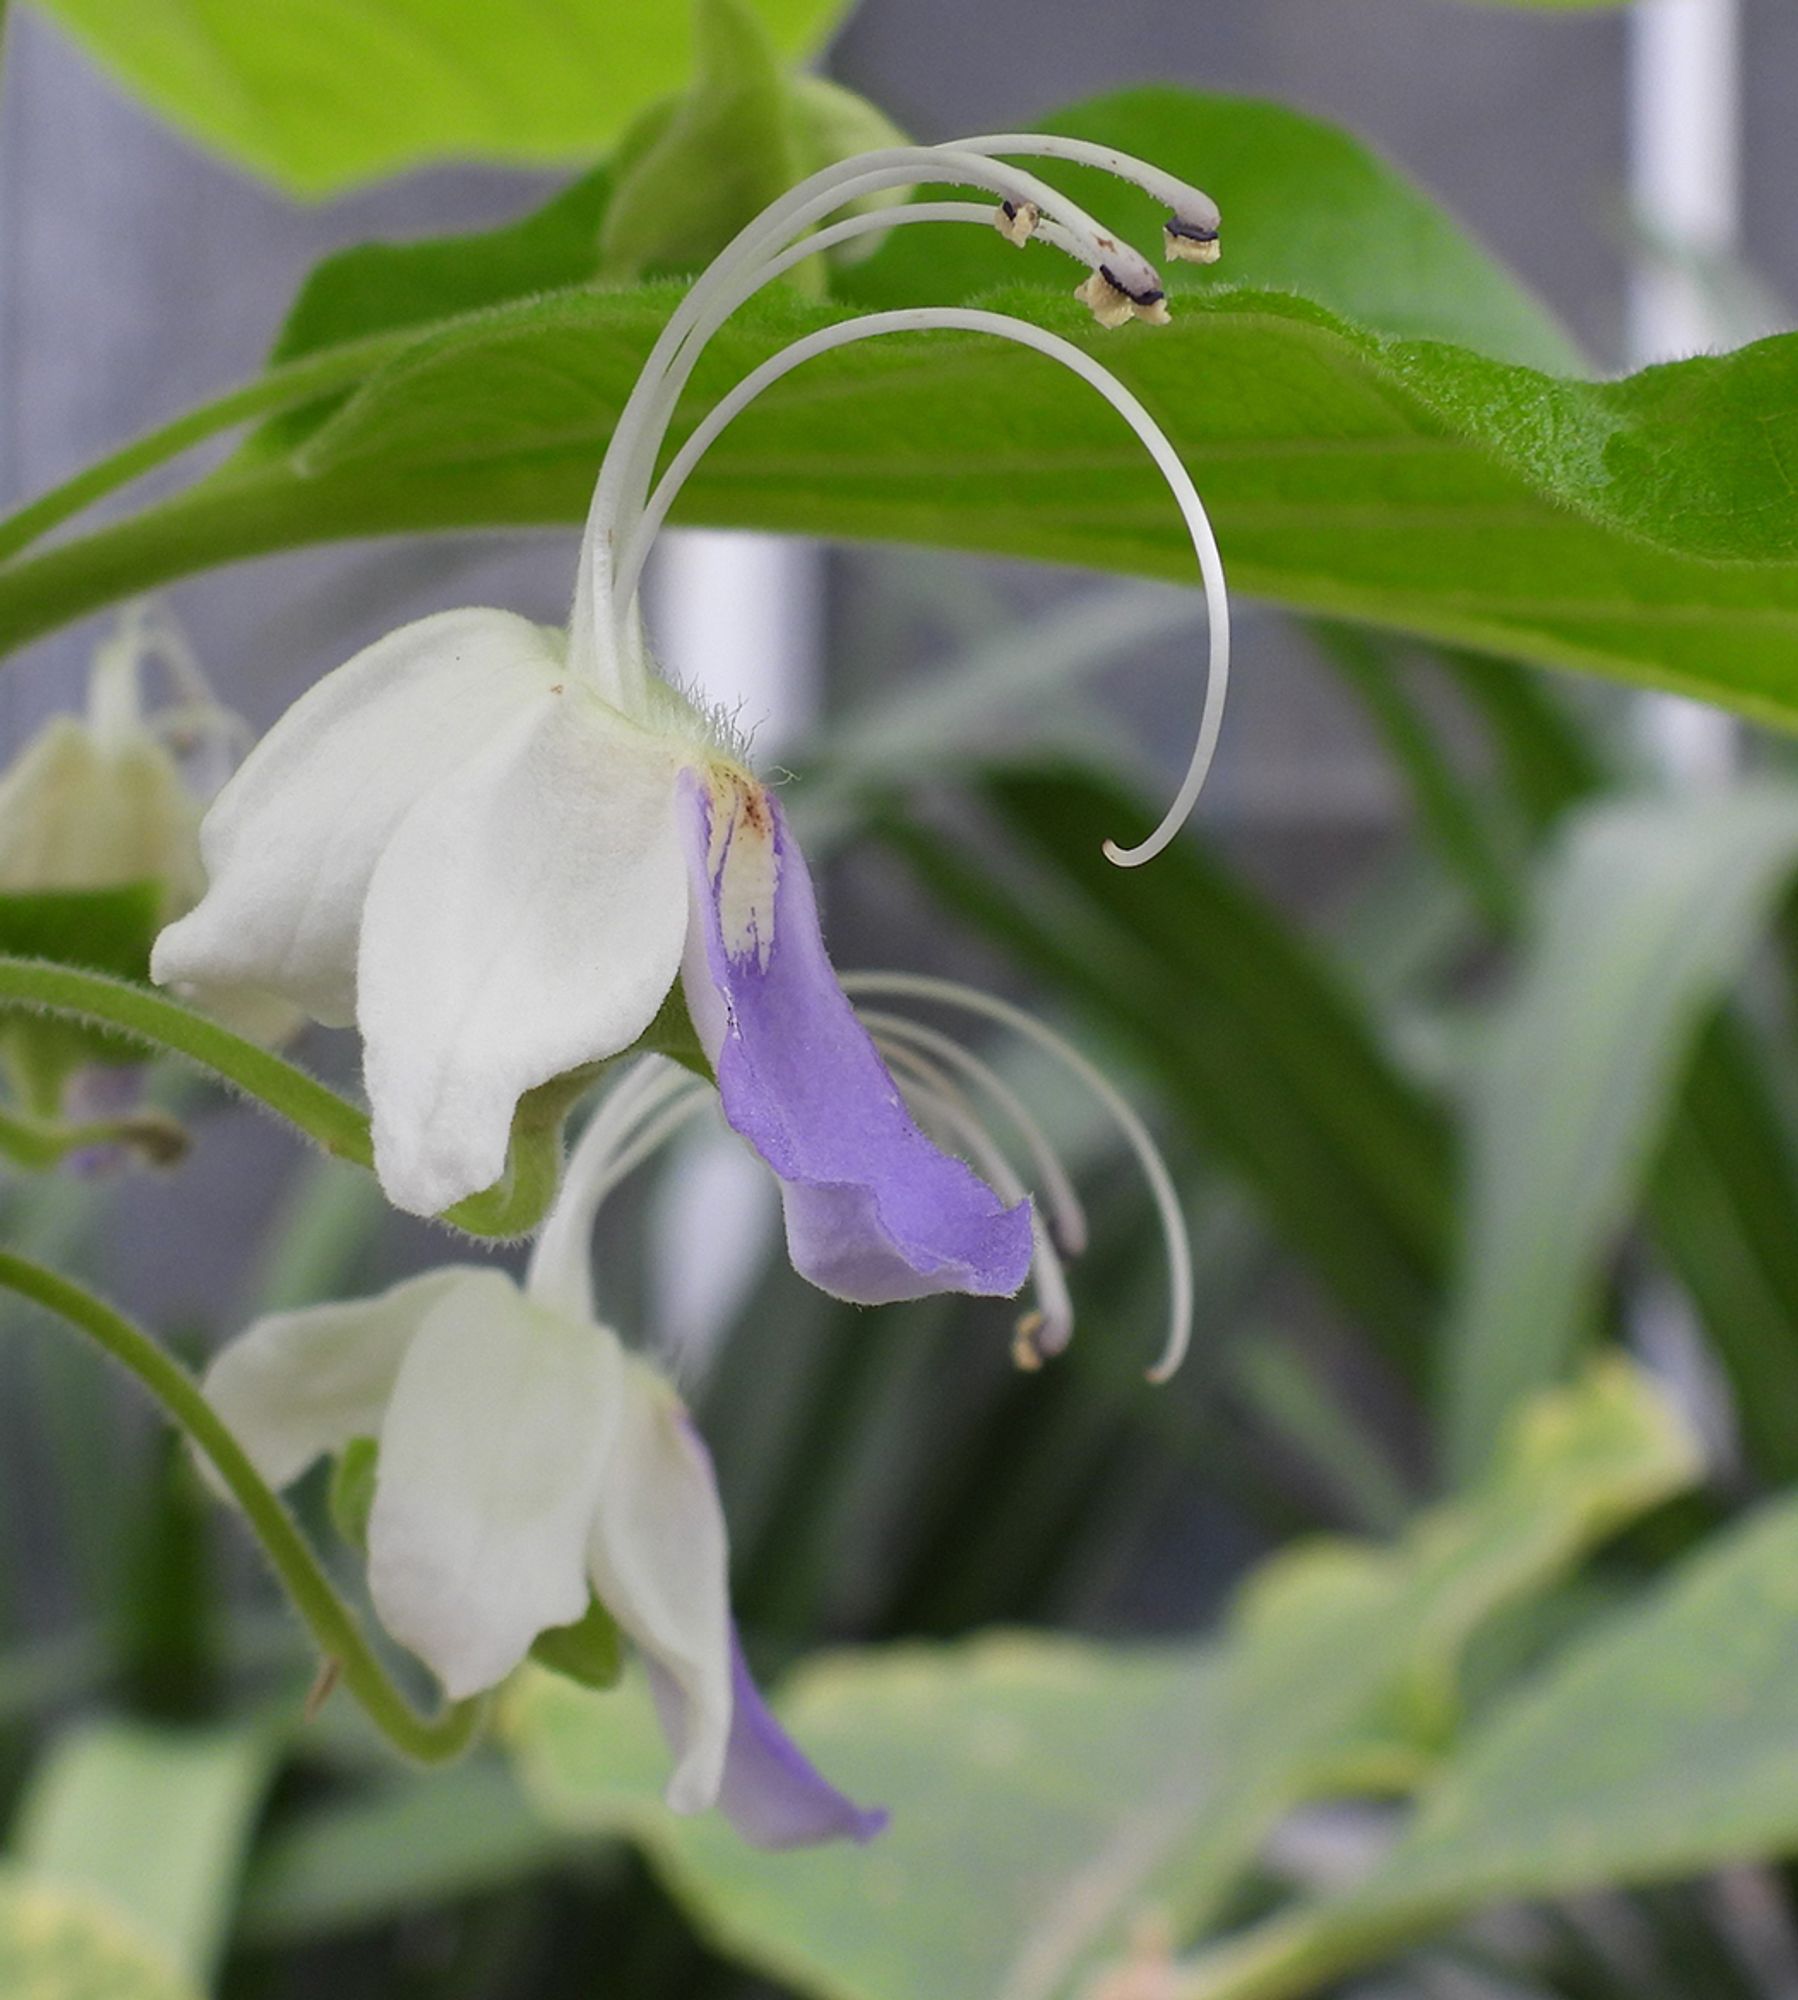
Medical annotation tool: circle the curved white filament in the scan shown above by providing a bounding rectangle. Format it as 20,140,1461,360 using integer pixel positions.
526,1061,703,1320
945,134,1221,238
616,308,1228,867
847,973,1192,1382
588,154,1166,658
878,1043,1076,1363
580,143,1162,623
860,1008,1087,1255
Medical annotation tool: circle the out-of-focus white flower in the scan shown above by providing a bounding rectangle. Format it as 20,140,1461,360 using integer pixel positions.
202,1094,885,1849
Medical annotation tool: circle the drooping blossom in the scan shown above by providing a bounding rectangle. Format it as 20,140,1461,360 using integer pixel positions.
153,136,1229,1307
203,1085,886,1849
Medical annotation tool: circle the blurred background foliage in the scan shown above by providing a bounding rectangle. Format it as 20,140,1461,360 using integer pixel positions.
5,0,1798,1996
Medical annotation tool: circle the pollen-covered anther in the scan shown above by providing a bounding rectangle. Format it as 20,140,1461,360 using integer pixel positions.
1164,218,1222,265
1012,1312,1049,1372
995,198,1041,246
1075,267,1171,329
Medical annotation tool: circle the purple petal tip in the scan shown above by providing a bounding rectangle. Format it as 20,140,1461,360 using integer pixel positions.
680,769,1033,1308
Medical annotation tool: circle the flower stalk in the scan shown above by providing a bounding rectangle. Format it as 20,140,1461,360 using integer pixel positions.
0,1249,483,1763
0,956,562,1236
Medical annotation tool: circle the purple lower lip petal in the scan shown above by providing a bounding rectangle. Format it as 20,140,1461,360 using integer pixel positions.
646,1637,887,1850
678,769,1033,1307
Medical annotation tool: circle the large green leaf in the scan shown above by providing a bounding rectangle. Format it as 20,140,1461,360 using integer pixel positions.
27,0,849,196
5,89,1798,725
1441,785,1798,1482
12,1720,274,1979
1176,1497,1798,2000
505,1363,1693,2000
1160,1357,1697,1940
0,1874,201,2000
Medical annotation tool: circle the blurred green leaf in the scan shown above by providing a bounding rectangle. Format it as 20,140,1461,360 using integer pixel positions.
506,1363,1692,2000
1441,785,1798,1483
239,1760,565,1945
12,1719,273,1979
10,91,1798,714
1181,1495,1798,2000
1327,643,1798,1488
27,0,851,195
1372,1494,1798,1910
1164,1357,1697,1940
510,1636,1218,2000
0,1872,202,2000
881,764,1452,1374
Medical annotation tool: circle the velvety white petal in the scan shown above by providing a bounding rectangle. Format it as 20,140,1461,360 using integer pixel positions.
152,610,561,1026
202,1268,471,1492
585,1362,733,1814
358,687,688,1216
367,1273,618,1700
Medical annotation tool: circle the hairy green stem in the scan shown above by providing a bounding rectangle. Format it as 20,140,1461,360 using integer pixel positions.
0,326,425,566
0,1101,188,1170
0,956,373,1161
0,1250,483,1762
0,957,561,1235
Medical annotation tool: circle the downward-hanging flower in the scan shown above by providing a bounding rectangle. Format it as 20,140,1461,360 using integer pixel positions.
0,604,286,1159
153,135,1230,1301
0,603,225,917
202,1090,886,1849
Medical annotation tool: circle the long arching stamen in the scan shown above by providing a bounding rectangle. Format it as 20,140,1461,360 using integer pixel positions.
615,307,1228,866
945,134,1221,261
848,973,1192,1381
585,146,1169,665
861,1008,1087,1254
878,1042,1076,1365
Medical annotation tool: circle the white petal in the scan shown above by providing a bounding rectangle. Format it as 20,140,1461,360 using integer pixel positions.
152,610,561,1026
586,1359,733,1814
358,687,689,1216
202,1267,470,1491
367,1272,618,1699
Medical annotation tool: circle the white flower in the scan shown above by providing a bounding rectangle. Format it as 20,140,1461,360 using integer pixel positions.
0,603,237,915
203,1094,883,1846
154,135,1229,1228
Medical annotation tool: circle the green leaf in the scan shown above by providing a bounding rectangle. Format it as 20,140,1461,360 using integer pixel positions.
0,1872,202,2000
880,764,1453,1375
1180,1496,1798,2000
271,168,614,366
1366,1495,1798,1916
239,1761,563,1945
12,1720,274,1979
1164,1357,1697,1939
7,86,1798,722
28,0,851,196
509,1636,1215,2000
1441,785,1798,1483
505,1364,1693,2000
